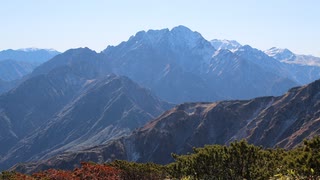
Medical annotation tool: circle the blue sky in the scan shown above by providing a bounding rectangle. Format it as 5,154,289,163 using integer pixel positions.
1,0,319,56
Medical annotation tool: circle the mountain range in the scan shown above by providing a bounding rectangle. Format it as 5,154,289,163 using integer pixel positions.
0,48,60,81
1,25,320,173
264,47,320,85
0,48,60,64
265,47,320,66
0,49,60,94
102,26,320,102
12,77,320,173
1,26,320,103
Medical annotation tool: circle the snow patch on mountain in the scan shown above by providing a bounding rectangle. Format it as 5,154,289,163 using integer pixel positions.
264,47,295,61
210,39,242,51
17,48,57,52
265,47,320,66
235,45,289,76
293,55,320,66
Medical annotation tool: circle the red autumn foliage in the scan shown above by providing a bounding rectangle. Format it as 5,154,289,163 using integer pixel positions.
30,162,122,180
5,161,166,179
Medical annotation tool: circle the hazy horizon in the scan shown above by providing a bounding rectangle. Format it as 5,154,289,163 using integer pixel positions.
1,0,319,56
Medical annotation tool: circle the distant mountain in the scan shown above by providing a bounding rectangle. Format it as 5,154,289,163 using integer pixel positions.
104,25,215,74
103,25,221,103
210,39,241,51
103,26,297,103
205,49,297,99
17,78,320,173
0,59,36,81
16,27,301,103
264,47,296,62
265,47,320,84
27,34,299,104
31,47,110,78
0,48,60,64
265,47,320,66
0,48,172,171
0,49,60,94
233,45,293,79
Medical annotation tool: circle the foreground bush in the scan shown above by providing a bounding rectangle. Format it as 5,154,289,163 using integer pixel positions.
108,160,168,180
168,140,279,179
167,137,320,179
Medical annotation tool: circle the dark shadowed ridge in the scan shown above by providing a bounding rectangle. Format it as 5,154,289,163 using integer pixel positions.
0,48,109,156
0,59,36,81
0,66,88,156
0,48,172,171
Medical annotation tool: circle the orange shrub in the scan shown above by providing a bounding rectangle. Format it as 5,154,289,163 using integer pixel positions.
31,162,122,180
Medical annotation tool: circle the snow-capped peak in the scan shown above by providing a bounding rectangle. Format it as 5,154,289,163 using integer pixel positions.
264,47,320,66
18,47,42,52
210,39,242,51
264,47,295,61
17,47,59,53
